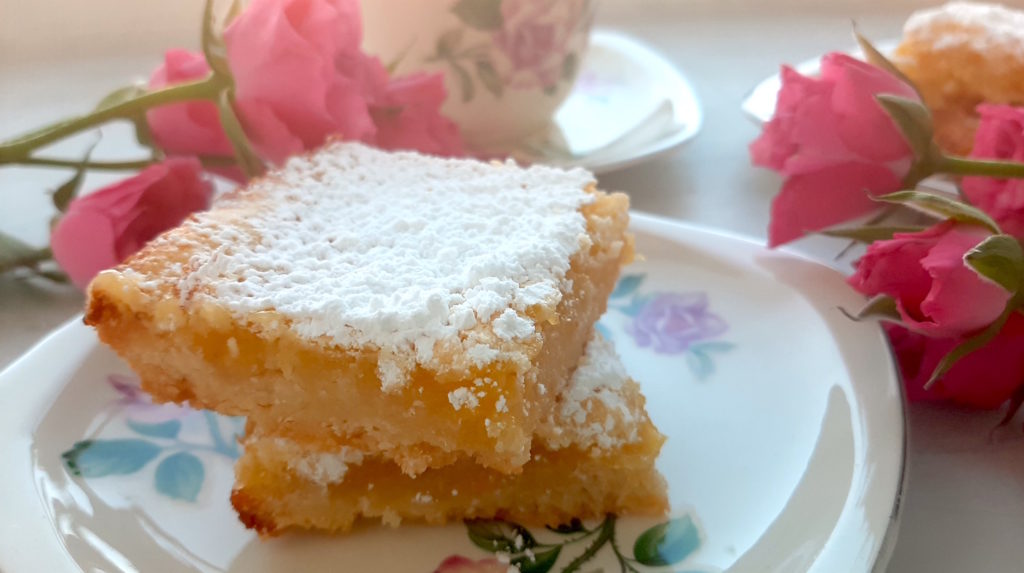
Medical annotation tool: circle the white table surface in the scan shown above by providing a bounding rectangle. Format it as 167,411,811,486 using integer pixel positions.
2,3,1024,572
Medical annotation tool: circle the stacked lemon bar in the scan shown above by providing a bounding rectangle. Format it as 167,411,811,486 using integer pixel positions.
86,143,667,534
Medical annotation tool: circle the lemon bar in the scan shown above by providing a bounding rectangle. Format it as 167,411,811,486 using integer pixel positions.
231,333,668,535
896,2,1024,154
85,142,632,474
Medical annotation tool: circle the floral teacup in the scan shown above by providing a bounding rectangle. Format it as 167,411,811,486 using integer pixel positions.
362,0,596,153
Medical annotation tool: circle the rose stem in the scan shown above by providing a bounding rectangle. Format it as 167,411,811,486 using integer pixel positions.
10,154,237,171
0,76,224,162
937,155,1024,179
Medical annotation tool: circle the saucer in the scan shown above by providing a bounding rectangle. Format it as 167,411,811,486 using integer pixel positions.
515,30,703,174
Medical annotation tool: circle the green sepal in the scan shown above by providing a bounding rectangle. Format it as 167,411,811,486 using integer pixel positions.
853,28,920,96
203,0,233,79
964,235,1024,294
839,294,901,323
875,190,1002,233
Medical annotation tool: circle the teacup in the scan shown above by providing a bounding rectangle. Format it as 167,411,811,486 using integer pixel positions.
362,0,597,154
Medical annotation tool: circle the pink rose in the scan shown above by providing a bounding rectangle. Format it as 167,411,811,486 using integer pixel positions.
433,556,511,573
223,0,382,164
495,0,587,89
963,104,1024,240
146,50,234,160
368,73,464,157
848,222,1011,338
886,318,1024,408
51,157,213,289
750,53,920,246
144,0,463,168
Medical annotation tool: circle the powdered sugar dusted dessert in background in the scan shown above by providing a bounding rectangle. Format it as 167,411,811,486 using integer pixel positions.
86,142,633,474
231,331,668,535
896,2,1024,154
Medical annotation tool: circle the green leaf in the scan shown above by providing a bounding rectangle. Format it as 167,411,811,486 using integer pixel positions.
876,190,1001,233
611,274,645,299
202,0,232,78
875,95,934,162
839,294,901,322
61,439,161,478
853,29,920,96
436,29,464,58
154,451,204,502
476,60,503,98
513,546,560,573
690,341,735,353
964,235,1024,294
466,520,536,553
52,141,98,212
216,88,263,178
95,84,147,112
451,0,504,30
685,350,714,380
561,52,579,81
126,419,182,439
93,84,155,149
449,60,475,103
820,225,927,243
633,515,703,566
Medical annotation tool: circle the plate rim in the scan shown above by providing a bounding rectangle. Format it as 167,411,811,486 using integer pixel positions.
0,213,906,573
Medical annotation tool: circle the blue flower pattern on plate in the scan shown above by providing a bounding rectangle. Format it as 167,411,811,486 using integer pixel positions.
62,375,244,502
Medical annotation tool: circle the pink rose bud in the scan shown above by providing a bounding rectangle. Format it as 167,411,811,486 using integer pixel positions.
886,318,1024,409
750,53,921,246
51,157,213,290
147,50,235,160
848,222,1011,338
963,104,1024,240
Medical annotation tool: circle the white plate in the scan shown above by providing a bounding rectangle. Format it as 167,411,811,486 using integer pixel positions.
0,214,904,573
522,30,703,174
739,40,957,196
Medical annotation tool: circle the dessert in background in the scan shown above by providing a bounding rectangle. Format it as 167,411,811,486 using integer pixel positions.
895,1,1024,155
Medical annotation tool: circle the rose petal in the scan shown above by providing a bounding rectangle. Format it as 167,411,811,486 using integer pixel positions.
767,162,899,246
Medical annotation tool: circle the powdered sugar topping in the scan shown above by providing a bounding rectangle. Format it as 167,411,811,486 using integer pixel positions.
167,143,595,388
904,2,1024,53
538,331,641,451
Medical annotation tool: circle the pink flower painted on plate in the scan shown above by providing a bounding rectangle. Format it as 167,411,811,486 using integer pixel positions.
433,555,512,573
627,292,728,354
494,0,588,89
108,374,192,424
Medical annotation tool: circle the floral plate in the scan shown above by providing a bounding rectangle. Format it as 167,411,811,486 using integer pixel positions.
0,214,904,573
